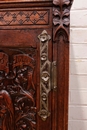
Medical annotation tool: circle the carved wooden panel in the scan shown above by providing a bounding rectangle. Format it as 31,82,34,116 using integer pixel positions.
0,48,37,130
0,10,49,26
0,8,52,29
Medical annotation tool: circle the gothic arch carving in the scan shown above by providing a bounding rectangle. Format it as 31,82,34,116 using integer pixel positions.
54,28,69,42
53,0,73,42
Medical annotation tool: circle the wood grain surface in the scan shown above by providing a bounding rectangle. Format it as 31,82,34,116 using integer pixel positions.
0,0,73,130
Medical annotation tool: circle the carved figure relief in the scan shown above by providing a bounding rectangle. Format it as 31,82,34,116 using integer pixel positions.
0,48,37,130
0,90,14,130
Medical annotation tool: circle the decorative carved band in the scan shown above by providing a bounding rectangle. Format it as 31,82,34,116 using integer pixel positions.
53,0,73,42
38,30,51,121
0,10,49,26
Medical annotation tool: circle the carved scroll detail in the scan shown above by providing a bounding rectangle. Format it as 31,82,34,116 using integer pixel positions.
38,30,51,121
53,0,73,41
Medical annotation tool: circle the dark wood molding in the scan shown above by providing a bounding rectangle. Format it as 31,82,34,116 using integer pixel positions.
0,1,52,8
53,0,73,130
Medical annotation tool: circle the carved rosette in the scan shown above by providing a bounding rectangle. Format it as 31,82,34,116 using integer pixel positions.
53,0,73,42
38,30,51,121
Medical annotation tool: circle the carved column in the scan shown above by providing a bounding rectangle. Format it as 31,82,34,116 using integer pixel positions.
53,0,73,41
53,0,73,130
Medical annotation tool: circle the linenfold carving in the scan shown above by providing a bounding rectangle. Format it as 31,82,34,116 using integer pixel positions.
53,0,73,42
0,48,36,130
38,30,51,121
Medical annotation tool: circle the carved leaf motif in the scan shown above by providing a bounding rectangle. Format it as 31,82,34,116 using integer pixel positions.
53,4,70,27
53,7,60,26
62,9,70,26
53,17,60,26
63,18,69,26
53,9,69,26
53,0,70,5
53,8,60,16
53,0,60,5
63,0,70,5
63,9,70,17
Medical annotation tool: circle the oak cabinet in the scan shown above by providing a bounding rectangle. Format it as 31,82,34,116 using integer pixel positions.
0,0,73,130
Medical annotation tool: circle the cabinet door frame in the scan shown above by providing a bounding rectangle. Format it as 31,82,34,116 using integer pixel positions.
52,0,73,130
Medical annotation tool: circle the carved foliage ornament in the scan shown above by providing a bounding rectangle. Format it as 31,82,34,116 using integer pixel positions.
53,0,73,41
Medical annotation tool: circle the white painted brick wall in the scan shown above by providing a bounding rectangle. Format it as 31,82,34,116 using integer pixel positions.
69,0,87,130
